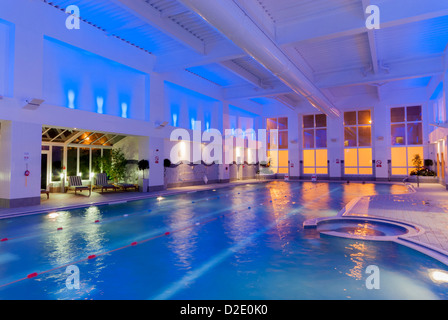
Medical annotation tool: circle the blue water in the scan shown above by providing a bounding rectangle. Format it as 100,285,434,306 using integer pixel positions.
0,181,447,300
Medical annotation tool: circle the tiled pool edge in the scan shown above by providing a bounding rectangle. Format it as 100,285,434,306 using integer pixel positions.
304,182,448,267
1,180,405,220
0,179,273,220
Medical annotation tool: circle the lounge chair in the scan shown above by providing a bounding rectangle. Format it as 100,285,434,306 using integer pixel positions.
68,176,91,196
95,173,118,192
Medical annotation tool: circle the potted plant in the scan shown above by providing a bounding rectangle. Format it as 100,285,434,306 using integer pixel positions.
138,159,150,192
424,159,434,170
410,157,437,184
163,159,171,189
411,153,423,187
258,158,273,177
259,158,271,167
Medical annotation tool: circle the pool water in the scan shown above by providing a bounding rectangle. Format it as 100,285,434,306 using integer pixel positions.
0,181,447,300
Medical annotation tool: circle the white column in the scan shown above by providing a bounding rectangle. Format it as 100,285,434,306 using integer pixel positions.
139,136,165,190
0,120,42,207
13,21,44,101
288,114,300,178
373,103,390,180
327,115,344,179
139,72,167,190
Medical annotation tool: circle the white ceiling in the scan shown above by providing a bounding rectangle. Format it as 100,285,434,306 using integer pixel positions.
41,0,448,112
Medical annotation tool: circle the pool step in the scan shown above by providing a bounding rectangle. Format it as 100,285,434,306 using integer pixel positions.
303,218,318,229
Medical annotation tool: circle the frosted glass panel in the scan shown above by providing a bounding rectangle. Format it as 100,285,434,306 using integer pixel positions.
303,115,314,128
344,149,358,167
315,129,327,148
391,107,405,123
358,126,371,147
303,130,314,149
391,124,406,145
407,123,422,145
344,127,357,147
407,106,422,122
344,111,356,125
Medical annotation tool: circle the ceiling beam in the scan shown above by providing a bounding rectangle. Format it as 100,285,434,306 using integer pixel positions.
232,0,276,40
271,94,298,110
277,0,448,46
159,3,189,18
223,80,293,100
316,55,444,88
78,132,96,144
154,39,245,72
103,135,119,146
220,60,264,88
65,131,85,145
42,127,51,137
110,0,205,54
50,129,68,142
362,0,380,100
90,133,107,145
104,19,147,35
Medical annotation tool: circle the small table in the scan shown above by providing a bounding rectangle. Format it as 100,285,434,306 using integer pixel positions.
41,190,50,199
118,184,138,191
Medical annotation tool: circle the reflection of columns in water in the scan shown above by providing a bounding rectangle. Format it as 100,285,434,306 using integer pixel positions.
223,190,259,261
167,207,198,270
45,211,76,266
267,182,294,248
341,183,376,207
299,182,330,219
344,241,378,281
82,206,106,272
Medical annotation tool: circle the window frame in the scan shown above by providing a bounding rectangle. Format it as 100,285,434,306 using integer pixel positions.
343,109,373,175
390,105,424,175
302,114,328,175
266,116,289,174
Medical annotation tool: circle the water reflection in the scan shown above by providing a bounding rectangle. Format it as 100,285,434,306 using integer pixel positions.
40,207,107,300
267,183,294,249
45,211,75,266
166,207,198,270
80,206,107,283
299,183,332,219
344,241,378,280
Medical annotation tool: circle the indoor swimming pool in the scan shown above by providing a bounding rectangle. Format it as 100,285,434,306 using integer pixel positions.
0,181,447,300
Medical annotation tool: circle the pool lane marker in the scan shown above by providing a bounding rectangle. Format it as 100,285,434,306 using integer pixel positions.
0,182,324,244
0,209,240,289
0,183,278,243
151,185,343,300
0,183,327,288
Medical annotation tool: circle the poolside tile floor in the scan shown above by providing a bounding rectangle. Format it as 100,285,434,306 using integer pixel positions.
344,183,448,253
0,179,268,219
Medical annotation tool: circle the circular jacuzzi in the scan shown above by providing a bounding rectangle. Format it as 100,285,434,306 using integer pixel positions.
304,217,422,241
